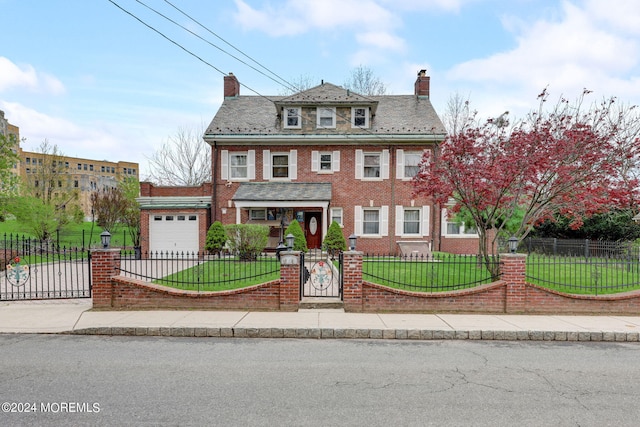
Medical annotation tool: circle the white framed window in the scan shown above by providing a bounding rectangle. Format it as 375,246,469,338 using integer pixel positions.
272,154,289,178
250,209,266,220
351,107,369,128
441,208,478,237
395,206,430,237
355,149,390,180
263,150,297,180
311,151,340,173
284,107,301,129
330,208,343,227
354,206,389,236
396,150,424,179
317,107,336,128
221,150,255,180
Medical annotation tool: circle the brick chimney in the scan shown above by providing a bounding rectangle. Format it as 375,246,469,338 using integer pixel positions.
414,69,430,98
224,73,240,98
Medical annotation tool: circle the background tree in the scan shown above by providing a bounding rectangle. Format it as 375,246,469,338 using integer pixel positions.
90,187,127,233
284,220,307,252
119,177,141,250
441,91,476,136
146,126,211,186
205,221,227,256
19,139,82,233
414,89,639,276
278,73,318,96
343,65,387,96
8,196,57,242
322,221,346,259
532,210,640,241
0,133,20,220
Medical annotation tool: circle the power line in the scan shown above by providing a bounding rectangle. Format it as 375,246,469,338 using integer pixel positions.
106,0,440,142
161,0,296,92
134,0,298,93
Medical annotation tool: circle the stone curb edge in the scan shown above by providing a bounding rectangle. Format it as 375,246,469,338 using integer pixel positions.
66,327,640,342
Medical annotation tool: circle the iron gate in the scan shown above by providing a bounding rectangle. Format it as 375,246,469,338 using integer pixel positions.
1,234,92,301
300,251,343,298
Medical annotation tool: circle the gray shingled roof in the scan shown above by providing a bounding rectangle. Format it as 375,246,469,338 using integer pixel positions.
205,82,446,137
233,182,332,201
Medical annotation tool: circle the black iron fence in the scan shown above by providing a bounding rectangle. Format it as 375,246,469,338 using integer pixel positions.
525,253,640,295
362,253,500,292
1,233,91,300
522,237,637,259
117,250,280,292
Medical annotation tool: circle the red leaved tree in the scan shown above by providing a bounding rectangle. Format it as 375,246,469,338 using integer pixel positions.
414,89,640,276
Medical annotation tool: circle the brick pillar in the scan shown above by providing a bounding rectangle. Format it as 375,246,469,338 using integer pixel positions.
279,251,300,311
91,248,119,309
342,251,363,313
502,253,527,313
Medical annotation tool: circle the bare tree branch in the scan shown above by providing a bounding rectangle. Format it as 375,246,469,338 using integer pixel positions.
146,126,211,186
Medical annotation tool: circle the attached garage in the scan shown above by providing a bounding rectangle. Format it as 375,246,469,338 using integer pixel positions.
149,214,199,254
137,195,211,255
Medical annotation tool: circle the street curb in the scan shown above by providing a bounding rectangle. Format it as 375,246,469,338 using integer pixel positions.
67,327,640,342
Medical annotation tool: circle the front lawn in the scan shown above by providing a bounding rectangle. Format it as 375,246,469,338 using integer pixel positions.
153,257,280,291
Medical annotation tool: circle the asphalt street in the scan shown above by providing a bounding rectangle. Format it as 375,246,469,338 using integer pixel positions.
1,335,640,426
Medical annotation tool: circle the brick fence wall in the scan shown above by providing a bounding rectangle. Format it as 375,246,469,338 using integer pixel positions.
91,250,640,314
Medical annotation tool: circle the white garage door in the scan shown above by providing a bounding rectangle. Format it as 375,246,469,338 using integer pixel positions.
149,214,199,254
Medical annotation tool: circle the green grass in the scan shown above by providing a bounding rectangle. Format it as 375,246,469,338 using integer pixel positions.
362,252,640,295
153,257,280,291
525,253,640,295
0,220,134,249
362,253,498,292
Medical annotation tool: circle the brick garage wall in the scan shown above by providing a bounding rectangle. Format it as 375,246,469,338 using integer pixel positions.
140,182,212,197
100,276,282,310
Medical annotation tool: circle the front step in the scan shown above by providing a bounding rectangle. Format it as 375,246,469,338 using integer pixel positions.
298,297,344,311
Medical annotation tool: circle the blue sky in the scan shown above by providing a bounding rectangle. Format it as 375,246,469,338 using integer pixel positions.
2,0,640,178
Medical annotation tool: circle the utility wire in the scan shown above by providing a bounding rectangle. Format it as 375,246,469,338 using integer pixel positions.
107,0,441,140
161,0,296,92
135,0,298,93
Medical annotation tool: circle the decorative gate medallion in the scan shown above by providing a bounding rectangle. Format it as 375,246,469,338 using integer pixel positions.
309,260,333,291
5,256,30,287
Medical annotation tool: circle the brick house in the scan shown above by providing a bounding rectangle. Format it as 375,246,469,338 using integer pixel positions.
139,70,482,255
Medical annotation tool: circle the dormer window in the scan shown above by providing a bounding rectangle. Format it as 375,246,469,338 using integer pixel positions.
284,108,301,129
352,107,369,128
317,107,336,129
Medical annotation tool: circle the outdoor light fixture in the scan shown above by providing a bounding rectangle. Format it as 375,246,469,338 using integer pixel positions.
349,234,357,251
285,233,295,250
100,231,112,249
508,236,518,254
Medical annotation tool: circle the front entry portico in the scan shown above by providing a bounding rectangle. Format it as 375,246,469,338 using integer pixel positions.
231,182,332,250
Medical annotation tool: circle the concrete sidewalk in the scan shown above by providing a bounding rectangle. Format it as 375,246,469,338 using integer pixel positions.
2,299,640,341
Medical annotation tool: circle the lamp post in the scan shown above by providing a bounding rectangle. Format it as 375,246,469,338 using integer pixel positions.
508,236,518,254
285,233,295,250
100,231,112,249
348,234,357,251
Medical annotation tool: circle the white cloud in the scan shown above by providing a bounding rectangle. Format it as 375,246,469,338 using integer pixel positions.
356,31,407,52
233,0,398,36
0,57,65,95
446,1,640,109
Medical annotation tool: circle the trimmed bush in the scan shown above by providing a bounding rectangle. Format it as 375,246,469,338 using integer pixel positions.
205,221,227,256
284,220,307,252
322,220,346,259
224,224,269,261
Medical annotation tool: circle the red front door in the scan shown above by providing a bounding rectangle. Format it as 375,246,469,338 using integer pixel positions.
305,212,322,249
